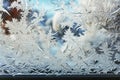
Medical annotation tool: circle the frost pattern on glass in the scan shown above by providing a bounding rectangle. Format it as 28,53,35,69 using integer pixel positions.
0,0,120,75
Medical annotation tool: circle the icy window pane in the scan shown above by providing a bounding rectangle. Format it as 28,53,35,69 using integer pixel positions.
0,0,120,75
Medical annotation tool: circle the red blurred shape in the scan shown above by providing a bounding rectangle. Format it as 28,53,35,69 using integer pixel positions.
1,0,22,35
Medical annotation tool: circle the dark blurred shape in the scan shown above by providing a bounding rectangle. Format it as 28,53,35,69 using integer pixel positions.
104,13,120,33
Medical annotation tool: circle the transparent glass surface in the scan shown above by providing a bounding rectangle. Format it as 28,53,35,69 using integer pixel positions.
0,0,120,75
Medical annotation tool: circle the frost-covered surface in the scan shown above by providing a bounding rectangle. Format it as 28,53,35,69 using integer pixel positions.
0,0,120,75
